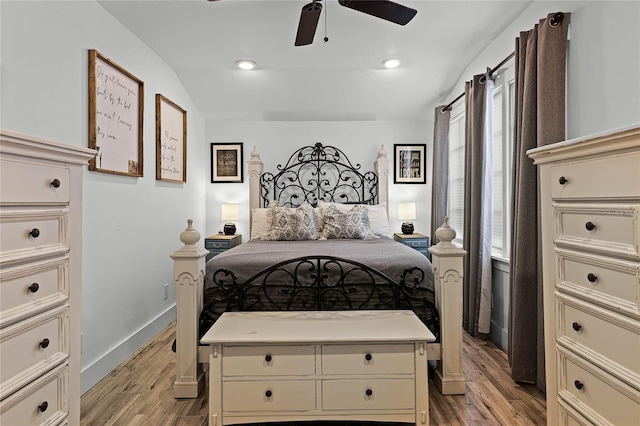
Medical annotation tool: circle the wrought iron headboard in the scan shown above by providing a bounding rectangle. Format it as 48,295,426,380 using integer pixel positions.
259,143,378,207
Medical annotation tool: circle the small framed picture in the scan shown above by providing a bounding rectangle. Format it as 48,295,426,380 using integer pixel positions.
394,144,426,184
211,143,243,183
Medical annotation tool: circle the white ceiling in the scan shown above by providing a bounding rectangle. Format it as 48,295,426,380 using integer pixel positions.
98,0,532,121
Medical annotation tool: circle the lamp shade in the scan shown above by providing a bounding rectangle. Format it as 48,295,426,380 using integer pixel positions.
397,202,416,221
221,204,240,221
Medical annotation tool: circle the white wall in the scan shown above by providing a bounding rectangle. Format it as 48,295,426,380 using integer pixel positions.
1,1,207,392
441,0,640,349
205,120,434,240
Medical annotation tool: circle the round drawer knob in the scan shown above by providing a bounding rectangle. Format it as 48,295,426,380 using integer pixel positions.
29,283,40,293
572,322,582,332
265,390,272,398
558,176,568,185
265,354,272,362
29,228,40,238
587,273,597,283
574,380,584,390
365,353,372,361
585,222,596,231
40,338,50,349
365,388,373,396
38,401,49,413
51,179,61,188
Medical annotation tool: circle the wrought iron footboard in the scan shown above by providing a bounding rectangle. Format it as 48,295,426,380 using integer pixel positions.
199,255,440,342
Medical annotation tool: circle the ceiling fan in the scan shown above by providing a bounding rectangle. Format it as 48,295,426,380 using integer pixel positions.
295,0,417,46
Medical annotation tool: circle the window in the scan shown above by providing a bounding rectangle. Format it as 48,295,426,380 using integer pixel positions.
447,103,465,244
446,62,515,259
491,66,515,260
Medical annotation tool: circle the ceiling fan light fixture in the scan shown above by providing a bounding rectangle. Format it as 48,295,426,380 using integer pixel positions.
235,60,256,70
382,58,400,69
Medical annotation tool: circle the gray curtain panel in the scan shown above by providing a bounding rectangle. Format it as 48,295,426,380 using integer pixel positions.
430,106,450,243
508,12,570,392
462,72,494,338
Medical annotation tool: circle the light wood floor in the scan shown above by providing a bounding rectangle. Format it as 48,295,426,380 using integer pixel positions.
81,321,546,425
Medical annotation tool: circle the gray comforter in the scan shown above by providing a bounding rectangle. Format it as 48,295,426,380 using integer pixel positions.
204,238,433,291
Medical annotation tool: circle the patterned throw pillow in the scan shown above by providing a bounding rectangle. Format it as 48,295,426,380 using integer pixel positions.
265,202,319,241
321,204,376,239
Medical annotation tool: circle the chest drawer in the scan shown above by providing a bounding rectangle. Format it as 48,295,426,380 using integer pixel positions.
0,363,68,425
0,209,70,265
0,306,70,399
557,296,640,387
558,348,640,426
205,240,232,250
322,378,415,410
0,158,70,205
222,345,315,376
222,379,315,412
557,249,640,316
554,204,640,260
321,344,414,375
0,258,69,327
550,152,640,200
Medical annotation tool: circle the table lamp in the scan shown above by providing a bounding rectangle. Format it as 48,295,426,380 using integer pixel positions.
221,203,239,235
398,202,416,235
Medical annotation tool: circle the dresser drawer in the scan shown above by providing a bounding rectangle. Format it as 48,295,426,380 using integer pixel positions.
0,305,70,399
558,399,593,426
205,240,232,250
557,249,640,317
0,363,68,425
554,204,640,260
558,348,640,426
322,378,415,410
557,295,640,387
550,152,640,200
0,258,69,327
223,380,315,412
222,345,315,377
0,158,70,205
321,344,414,375
0,209,70,265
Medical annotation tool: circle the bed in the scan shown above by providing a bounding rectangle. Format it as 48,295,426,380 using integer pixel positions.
171,143,466,400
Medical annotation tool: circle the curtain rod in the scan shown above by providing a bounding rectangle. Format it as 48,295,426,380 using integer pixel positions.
441,51,515,113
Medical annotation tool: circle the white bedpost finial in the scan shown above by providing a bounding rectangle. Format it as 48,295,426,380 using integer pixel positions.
250,145,260,161
179,219,201,247
377,144,388,160
435,216,456,247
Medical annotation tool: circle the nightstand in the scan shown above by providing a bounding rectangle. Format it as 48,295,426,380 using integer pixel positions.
394,232,430,261
204,234,242,261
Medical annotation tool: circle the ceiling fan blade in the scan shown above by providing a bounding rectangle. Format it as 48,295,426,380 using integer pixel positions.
338,0,417,25
295,1,322,46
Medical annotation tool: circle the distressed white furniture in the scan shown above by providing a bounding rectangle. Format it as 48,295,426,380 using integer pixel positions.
201,310,435,426
528,125,640,425
0,130,94,425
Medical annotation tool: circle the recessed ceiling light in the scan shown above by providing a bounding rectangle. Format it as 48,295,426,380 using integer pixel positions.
236,60,256,70
382,58,400,69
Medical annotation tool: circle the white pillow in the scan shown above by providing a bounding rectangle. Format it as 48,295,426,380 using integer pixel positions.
365,202,391,238
317,200,390,238
250,208,272,240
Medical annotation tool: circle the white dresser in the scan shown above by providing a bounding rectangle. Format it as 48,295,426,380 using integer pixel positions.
201,310,435,426
0,130,95,425
528,126,640,425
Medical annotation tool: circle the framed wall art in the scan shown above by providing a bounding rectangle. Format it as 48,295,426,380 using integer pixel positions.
156,94,187,183
394,144,427,184
211,143,243,183
88,49,144,177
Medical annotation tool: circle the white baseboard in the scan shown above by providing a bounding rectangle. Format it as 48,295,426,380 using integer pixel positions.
81,304,176,394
